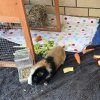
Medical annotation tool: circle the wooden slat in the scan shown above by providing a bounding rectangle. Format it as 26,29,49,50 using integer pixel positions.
0,0,19,22
0,16,20,23
31,27,57,31
54,0,61,32
0,61,16,68
8,26,57,32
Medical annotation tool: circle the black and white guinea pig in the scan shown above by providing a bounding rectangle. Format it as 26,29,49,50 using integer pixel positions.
28,46,66,85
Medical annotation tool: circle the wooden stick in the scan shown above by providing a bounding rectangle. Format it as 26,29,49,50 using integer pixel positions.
8,26,57,32
0,61,16,68
18,0,36,63
54,0,61,32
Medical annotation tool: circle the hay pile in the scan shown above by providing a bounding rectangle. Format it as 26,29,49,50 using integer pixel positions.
27,5,48,27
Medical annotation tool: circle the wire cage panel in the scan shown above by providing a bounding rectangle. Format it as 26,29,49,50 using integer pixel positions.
0,0,61,32
26,0,61,32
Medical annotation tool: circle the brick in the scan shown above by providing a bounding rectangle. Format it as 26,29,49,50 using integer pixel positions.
89,9,100,17
53,0,76,7
46,6,64,14
77,0,100,8
65,7,88,16
24,0,30,5
30,0,52,5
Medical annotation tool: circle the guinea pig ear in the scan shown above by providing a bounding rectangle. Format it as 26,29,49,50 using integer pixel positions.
46,56,54,63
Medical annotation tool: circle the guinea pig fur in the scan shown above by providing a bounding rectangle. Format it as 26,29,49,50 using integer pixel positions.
28,46,66,85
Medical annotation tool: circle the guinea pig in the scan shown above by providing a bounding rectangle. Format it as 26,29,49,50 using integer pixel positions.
28,46,66,85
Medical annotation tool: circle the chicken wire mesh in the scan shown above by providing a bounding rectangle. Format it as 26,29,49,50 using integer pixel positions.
25,2,58,29
0,37,20,61
27,4,48,28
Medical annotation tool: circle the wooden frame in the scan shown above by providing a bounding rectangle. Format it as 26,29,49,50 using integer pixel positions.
0,0,36,63
0,0,61,66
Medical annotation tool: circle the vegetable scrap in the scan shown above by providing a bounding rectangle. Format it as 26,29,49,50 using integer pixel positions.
74,53,81,64
82,48,94,54
93,55,100,60
34,39,54,56
63,67,74,73
35,36,42,42
93,55,100,66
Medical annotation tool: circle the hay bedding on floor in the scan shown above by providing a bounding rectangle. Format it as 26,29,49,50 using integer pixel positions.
0,38,100,100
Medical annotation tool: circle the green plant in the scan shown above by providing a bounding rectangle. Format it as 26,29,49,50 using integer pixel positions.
34,39,54,56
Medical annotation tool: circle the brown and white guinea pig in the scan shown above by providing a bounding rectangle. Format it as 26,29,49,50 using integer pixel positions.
28,46,66,85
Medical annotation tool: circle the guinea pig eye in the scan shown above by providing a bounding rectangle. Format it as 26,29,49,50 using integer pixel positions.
37,72,44,77
34,77,37,80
